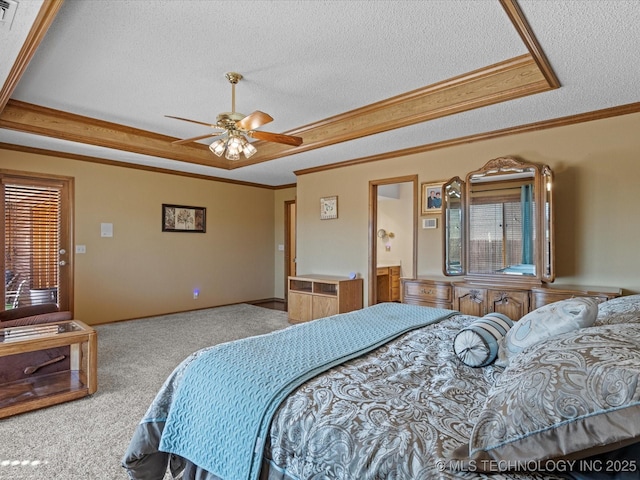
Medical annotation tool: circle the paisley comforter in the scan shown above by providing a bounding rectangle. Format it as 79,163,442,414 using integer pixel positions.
125,299,640,480
261,312,566,480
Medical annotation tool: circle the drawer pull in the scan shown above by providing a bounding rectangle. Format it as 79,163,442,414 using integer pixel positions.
419,288,434,295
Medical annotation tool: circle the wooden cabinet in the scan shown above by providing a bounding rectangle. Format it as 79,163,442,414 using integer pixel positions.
454,284,530,319
530,284,621,310
400,275,621,320
0,320,97,419
288,275,363,323
401,277,453,309
377,265,401,302
453,283,621,319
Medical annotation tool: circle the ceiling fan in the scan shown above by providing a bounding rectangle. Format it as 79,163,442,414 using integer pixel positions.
166,72,303,161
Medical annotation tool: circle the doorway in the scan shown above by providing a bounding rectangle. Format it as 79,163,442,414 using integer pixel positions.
2,172,74,313
368,175,418,305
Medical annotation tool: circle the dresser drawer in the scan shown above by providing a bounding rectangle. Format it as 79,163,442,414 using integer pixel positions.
530,285,621,310
402,279,452,304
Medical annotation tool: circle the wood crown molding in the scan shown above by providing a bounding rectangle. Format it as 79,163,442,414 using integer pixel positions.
0,53,552,171
0,142,293,190
0,0,64,113
0,0,561,179
499,0,560,89
294,102,640,177
3,102,638,188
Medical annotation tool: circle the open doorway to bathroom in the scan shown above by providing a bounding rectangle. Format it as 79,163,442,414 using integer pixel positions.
368,175,417,305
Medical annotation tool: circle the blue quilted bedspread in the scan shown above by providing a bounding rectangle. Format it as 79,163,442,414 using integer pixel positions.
157,303,455,479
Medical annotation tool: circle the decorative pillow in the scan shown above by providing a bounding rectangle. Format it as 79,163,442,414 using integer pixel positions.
450,323,640,472
496,297,598,367
596,294,640,326
453,313,513,367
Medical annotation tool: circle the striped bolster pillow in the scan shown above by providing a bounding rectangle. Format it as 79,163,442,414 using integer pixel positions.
453,313,514,367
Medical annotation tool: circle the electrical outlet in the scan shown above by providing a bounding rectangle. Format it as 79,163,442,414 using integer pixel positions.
193,289,199,299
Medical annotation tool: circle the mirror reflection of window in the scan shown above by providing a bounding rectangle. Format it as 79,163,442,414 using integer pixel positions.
442,158,554,283
468,179,536,276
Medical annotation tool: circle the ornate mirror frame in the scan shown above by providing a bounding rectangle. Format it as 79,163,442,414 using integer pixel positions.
442,156,555,286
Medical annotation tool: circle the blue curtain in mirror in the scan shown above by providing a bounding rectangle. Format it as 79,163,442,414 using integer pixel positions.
521,185,533,264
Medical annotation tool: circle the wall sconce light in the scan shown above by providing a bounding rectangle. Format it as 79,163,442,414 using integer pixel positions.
377,228,395,239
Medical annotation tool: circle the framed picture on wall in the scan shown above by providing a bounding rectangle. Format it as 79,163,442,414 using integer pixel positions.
162,204,206,232
320,196,338,220
421,182,443,215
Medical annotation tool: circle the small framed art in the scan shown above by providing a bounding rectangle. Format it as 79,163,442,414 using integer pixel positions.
421,182,443,215
162,204,206,232
320,196,338,220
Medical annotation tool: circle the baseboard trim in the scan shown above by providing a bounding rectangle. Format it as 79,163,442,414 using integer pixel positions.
249,298,287,311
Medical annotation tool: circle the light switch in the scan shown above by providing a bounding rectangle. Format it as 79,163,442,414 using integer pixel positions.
76,245,87,254
101,223,113,237
278,244,285,251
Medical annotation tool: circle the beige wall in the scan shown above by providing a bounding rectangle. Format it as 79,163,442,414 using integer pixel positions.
0,150,280,324
296,112,640,304
3,111,638,322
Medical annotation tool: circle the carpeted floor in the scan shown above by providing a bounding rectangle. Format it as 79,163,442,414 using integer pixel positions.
0,304,290,480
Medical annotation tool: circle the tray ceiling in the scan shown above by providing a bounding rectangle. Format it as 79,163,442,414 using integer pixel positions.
0,0,638,187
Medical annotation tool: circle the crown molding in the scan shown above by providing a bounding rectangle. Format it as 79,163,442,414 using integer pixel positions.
0,142,292,190
0,53,552,171
295,102,640,177
0,0,64,113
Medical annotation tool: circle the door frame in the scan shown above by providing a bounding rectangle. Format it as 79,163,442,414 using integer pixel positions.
284,199,296,305
368,175,418,306
1,169,74,313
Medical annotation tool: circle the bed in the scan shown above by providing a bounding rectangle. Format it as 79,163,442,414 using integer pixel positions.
122,296,640,480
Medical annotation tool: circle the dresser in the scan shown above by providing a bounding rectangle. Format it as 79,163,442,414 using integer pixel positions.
288,275,363,323
401,277,453,309
402,277,621,318
453,283,530,319
530,284,621,310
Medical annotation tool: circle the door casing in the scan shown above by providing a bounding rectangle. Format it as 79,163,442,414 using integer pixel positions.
1,170,74,313
368,175,418,306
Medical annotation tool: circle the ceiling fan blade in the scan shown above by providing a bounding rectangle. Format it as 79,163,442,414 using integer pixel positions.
235,111,274,131
249,130,303,146
250,130,303,146
165,115,218,128
171,132,225,145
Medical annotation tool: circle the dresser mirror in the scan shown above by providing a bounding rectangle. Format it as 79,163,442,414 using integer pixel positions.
443,177,464,275
442,156,555,285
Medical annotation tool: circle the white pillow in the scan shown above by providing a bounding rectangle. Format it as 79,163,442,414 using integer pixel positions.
495,297,598,367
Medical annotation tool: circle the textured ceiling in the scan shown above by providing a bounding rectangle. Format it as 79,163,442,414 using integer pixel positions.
0,0,638,186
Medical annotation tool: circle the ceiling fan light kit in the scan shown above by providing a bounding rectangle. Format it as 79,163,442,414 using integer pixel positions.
209,132,257,160
168,72,302,160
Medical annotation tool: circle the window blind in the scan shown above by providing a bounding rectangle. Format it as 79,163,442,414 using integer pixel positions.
468,201,531,274
4,182,61,309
